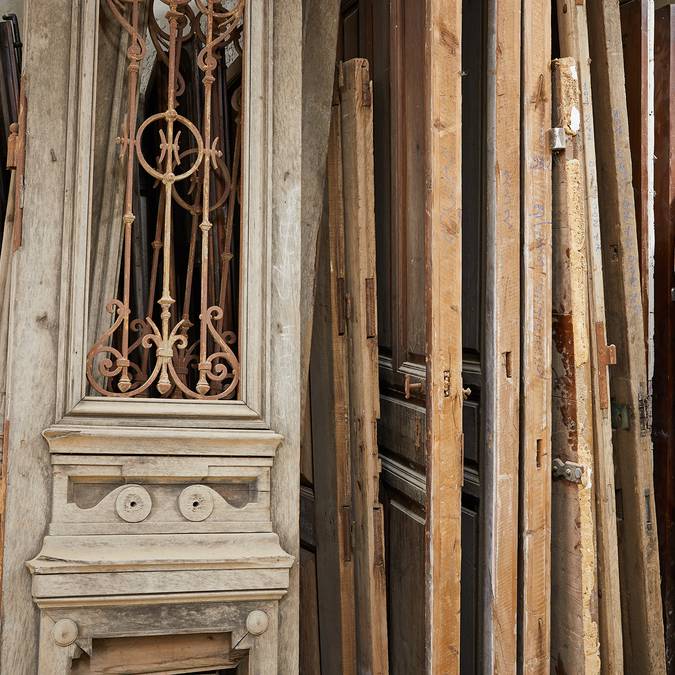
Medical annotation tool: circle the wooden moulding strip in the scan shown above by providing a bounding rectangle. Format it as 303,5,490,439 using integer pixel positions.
585,0,666,671
519,0,552,672
555,0,624,671
483,0,521,671
424,1,463,672
339,58,389,675
309,98,358,675
550,56,600,674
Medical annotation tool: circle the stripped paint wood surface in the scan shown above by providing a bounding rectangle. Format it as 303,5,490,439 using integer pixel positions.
339,58,389,675
308,98,358,675
550,57,600,675
425,1,463,671
484,0,521,670
586,1,666,671
555,0,624,670
519,0,552,671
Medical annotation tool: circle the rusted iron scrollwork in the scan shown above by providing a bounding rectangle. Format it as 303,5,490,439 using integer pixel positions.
87,0,244,399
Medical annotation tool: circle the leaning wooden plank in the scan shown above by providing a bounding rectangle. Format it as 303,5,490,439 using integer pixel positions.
652,4,675,665
424,2,463,672
300,0,341,418
309,100,357,675
483,0,521,670
586,2,666,672
519,0,552,671
555,1,624,669
550,57,600,675
339,58,388,675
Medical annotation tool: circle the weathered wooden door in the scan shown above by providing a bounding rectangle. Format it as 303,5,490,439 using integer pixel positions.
337,1,486,672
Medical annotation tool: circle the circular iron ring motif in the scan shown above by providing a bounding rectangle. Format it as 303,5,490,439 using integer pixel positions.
135,110,205,184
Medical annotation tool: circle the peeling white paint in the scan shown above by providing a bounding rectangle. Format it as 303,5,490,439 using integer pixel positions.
570,106,581,134
570,62,578,81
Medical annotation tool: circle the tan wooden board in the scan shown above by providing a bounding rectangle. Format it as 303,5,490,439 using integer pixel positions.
550,57,600,675
424,2,464,672
586,1,666,671
339,58,389,675
483,0,522,670
555,1,624,670
519,1,552,671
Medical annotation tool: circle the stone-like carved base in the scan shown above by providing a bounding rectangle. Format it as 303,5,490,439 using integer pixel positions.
29,425,293,674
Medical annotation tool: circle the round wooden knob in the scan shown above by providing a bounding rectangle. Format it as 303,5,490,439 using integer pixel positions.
246,610,269,636
52,619,78,647
115,485,152,523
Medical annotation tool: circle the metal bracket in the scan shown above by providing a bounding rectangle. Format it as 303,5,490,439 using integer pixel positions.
611,401,630,430
552,458,585,484
595,322,617,410
548,127,567,151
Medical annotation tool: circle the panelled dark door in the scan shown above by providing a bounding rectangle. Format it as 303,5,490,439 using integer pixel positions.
338,1,487,672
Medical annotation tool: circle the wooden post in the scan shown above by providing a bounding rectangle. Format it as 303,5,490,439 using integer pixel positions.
308,100,358,675
424,1,463,672
555,0,624,670
586,0,666,671
550,57,600,674
519,0,552,671
484,0,521,670
339,58,389,675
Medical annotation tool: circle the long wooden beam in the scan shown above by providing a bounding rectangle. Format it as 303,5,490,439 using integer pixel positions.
309,100,358,675
550,57,600,674
555,0,625,670
586,1,666,671
519,0,552,671
484,0,522,670
424,0,463,671
340,58,389,675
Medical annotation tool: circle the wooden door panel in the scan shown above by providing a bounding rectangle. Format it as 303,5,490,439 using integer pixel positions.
337,2,485,671
382,483,426,675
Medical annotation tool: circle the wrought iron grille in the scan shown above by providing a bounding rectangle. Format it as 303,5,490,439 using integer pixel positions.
87,0,244,400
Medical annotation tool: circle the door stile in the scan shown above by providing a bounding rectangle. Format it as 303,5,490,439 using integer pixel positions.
424,0,463,672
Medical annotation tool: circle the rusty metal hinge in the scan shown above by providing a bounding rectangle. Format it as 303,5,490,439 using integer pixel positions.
552,457,586,484
595,322,617,410
7,76,26,252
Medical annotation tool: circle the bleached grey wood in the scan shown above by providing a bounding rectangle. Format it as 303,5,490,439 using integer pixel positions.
0,1,73,672
269,1,302,671
1,1,302,673
300,0,340,417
